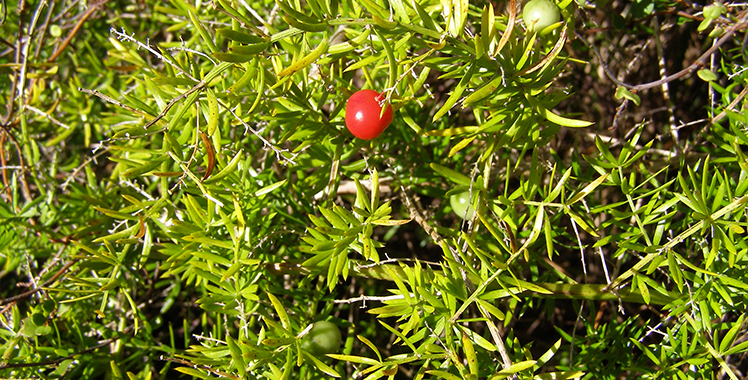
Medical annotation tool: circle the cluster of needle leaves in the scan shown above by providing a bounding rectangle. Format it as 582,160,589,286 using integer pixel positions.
1,0,748,379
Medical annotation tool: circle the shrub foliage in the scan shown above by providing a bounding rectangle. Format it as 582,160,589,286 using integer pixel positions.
1,0,748,379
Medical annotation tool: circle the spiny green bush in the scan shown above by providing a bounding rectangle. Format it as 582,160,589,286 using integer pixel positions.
1,0,748,379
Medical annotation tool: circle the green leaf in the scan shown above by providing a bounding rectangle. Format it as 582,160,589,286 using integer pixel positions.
278,37,329,76
614,86,641,106
567,174,608,205
667,250,684,293
301,350,341,377
516,204,545,260
204,149,243,183
229,42,270,55
426,370,463,380
447,0,469,38
212,52,256,63
371,29,398,93
430,163,471,186
226,335,246,376
433,63,476,122
275,0,323,24
462,75,503,107
216,28,267,44
490,360,537,378
188,10,218,52
533,371,585,380
182,234,234,250
151,76,199,87
326,354,380,365
535,101,593,128
261,337,296,346
546,167,570,202
357,335,383,362
120,156,168,178
535,339,562,369
567,211,599,237
635,274,651,305
254,179,288,197
267,293,291,331
697,69,718,82
481,4,495,52
176,367,210,379
703,3,726,19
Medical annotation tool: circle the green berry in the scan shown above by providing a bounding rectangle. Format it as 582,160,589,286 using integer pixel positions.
523,0,560,32
300,321,342,355
450,192,476,220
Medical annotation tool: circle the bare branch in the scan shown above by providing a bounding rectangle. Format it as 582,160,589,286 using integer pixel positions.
575,13,748,92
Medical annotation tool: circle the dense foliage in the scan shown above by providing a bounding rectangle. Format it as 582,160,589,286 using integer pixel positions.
1,0,748,379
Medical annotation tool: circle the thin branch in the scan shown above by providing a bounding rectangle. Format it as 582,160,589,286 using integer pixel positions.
168,44,216,65
61,146,109,190
685,84,748,154
24,104,71,129
570,218,588,282
334,293,412,304
110,27,198,83
224,104,297,166
0,125,33,207
17,0,47,105
81,81,204,138
0,258,79,307
47,0,109,63
237,0,272,30
398,188,445,245
77,87,149,117
142,82,205,131
32,0,54,60
653,15,682,154
355,257,441,270
0,334,121,370
595,241,613,287
584,131,677,158
7,0,46,206
710,85,748,126
160,356,240,380
574,13,748,92
0,132,11,203
582,10,704,34
399,188,516,375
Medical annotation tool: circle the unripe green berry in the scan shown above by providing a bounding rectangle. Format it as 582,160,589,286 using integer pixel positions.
523,0,560,32
300,321,342,355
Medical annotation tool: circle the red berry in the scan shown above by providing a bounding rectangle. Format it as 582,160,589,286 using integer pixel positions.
345,90,394,140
